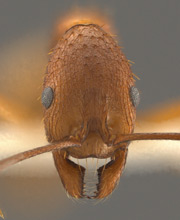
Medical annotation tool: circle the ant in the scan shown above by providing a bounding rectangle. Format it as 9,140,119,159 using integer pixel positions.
0,15,180,199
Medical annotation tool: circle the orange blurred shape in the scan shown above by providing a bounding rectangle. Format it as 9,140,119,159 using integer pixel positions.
0,95,39,124
0,209,4,219
138,100,180,123
0,95,19,123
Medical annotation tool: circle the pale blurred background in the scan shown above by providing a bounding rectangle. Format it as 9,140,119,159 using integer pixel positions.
0,0,180,219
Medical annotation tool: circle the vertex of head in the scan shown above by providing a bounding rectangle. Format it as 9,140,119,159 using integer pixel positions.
50,7,116,48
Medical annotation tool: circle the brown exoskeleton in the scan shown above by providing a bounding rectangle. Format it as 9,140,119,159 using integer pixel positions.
0,17,180,199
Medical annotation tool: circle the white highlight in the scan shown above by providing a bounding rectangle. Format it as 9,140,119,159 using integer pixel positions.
68,156,111,169
125,118,180,176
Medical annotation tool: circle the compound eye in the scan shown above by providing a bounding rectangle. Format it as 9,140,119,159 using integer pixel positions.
41,87,54,109
130,86,140,107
